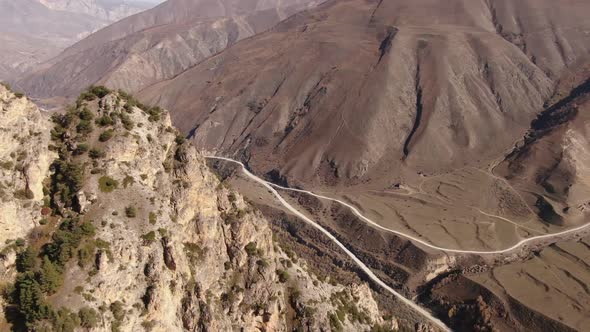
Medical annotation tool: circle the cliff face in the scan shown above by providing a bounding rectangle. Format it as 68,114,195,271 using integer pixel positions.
0,84,54,255
0,87,395,331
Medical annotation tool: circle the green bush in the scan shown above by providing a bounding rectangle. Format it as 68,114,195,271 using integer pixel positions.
99,129,115,142
120,113,134,130
146,107,162,122
89,148,106,159
125,206,137,218
79,108,94,121
148,212,157,225
74,143,89,155
175,135,186,145
141,231,156,245
276,269,289,283
87,86,111,99
78,307,98,328
76,120,94,135
96,114,115,127
99,176,118,193
51,307,81,331
110,301,125,321
244,242,257,256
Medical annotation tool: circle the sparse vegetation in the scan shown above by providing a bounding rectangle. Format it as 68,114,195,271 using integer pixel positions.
78,307,99,328
276,269,289,283
99,176,118,193
245,242,257,256
141,231,156,245
148,212,157,225
122,175,134,188
125,206,137,218
99,129,115,142
89,148,106,159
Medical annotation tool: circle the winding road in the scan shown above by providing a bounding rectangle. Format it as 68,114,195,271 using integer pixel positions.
206,155,590,330
206,156,451,331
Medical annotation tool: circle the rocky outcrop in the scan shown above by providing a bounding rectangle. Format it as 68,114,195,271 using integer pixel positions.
0,88,396,331
0,84,54,252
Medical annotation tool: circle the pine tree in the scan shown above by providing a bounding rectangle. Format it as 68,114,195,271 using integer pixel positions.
39,256,63,294
16,246,37,273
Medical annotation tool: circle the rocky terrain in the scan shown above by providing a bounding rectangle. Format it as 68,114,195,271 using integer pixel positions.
17,0,323,100
0,0,152,81
0,85,401,331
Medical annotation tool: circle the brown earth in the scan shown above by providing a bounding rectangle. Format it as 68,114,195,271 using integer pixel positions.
139,0,590,191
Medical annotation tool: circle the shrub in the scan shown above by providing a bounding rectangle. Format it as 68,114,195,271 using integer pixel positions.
76,120,94,135
99,176,118,193
99,129,115,142
110,301,125,320
125,206,137,218
148,212,157,225
51,307,81,331
79,108,94,121
244,242,257,256
146,106,162,122
95,114,115,127
87,86,111,99
276,269,289,283
141,231,156,245
175,135,186,145
78,307,99,328
14,92,24,98
74,143,89,155
120,113,134,130
89,148,106,159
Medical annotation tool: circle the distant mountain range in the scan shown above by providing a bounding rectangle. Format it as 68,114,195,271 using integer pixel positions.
0,0,154,80
16,0,322,99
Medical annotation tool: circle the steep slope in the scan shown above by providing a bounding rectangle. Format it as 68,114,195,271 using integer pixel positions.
16,0,323,99
0,0,152,81
138,0,590,190
0,87,401,331
0,84,54,255
495,68,590,226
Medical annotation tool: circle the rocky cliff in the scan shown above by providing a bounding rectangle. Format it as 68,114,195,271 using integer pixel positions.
0,86,397,331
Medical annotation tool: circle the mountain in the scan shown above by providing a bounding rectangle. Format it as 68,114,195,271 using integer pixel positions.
137,0,590,190
0,0,153,81
0,85,402,331
37,0,154,21
16,0,323,99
